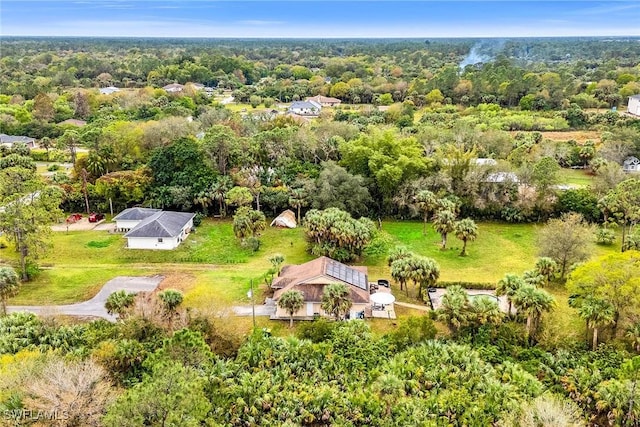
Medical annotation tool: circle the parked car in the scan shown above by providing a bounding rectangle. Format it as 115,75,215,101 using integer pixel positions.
88,213,105,223
66,213,82,223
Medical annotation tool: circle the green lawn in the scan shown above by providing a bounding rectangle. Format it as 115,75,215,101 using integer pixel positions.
557,168,594,187
4,218,619,322
374,221,540,283
4,218,312,305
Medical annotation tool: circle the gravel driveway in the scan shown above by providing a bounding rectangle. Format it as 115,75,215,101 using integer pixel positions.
7,276,164,321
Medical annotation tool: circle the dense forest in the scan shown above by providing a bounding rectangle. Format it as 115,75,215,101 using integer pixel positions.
1,37,640,426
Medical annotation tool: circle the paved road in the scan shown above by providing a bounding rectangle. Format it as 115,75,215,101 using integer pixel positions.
7,276,164,321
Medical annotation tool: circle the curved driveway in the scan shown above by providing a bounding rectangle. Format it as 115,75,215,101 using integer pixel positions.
7,276,164,321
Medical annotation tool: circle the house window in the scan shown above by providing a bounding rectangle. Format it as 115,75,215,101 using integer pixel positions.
157,238,163,243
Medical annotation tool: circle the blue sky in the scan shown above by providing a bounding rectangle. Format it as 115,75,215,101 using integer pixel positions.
2,1,639,38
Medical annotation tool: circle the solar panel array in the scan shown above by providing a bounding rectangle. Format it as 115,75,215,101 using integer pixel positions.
326,260,368,291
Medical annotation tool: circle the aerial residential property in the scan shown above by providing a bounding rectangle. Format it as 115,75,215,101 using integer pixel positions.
163,83,185,93
0,134,37,149
2,1,640,424
287,100,321,116
113,208,195,249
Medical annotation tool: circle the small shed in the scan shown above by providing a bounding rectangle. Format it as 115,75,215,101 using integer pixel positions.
270,210,297,228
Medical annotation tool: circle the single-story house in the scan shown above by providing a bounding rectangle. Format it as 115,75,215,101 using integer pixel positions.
475,158,498,166
0,134,37,149
623,156,640,173
113,207,161,232
123,211,195,250
288,100,321,117
485,172,520,183
270,210,296,228
306,95,341,107
628,94,640,116
272,256,371,320
163,83,184,93
58,118,87,127
99,86,120,95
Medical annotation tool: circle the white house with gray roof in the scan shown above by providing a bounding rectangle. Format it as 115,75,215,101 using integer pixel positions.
0,134,37,149
120,210,195,250
288,100,321,116
113,207,161,232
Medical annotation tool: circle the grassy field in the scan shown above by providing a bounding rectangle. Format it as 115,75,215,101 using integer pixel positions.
5,218,618,304
372,221,540,283
557,168,595,187
3,218,620,342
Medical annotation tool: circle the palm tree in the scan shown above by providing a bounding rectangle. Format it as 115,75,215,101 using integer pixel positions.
576,296,615,350
512,284,555,342
211,175,233,217
278,290,304,328
408,256,440,307
413,190,437,235
454,218,478,256
625,322,640,353
104,290,135,320
193,188,214,215
374,374,405,417
496,273,525,317
436,285,469,334
268,253,285,275
387,246,412,267
534,257,558,287
321,283,352,321
289,188,309,224
432,209,456,250
523,269,545,287
158,289,184,329
469,295,504,328
390,257,412,295
86,151,107,177
0,266,19,316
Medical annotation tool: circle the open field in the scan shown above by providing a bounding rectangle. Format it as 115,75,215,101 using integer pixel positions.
538,130,601,143
557,168,595,187
4,219,620,311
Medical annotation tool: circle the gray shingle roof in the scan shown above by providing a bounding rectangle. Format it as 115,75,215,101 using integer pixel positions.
289,101,320,110
124,211,195,238
0,134,35,144
113,207,161,221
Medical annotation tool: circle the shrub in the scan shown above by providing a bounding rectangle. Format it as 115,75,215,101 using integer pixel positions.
595,228,616,246
385,316,437,351
243,236,261,252
47,164,61,172
296,318,336,343
192,212,204,227
437,281,496,290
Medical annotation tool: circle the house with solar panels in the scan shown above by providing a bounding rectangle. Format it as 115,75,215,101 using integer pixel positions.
271,256,374,320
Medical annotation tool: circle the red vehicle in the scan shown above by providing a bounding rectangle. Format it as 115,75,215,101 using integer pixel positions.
88,213,105,223
66,213,83,223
